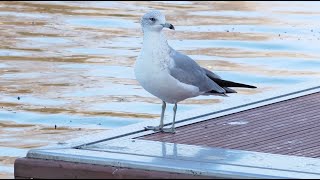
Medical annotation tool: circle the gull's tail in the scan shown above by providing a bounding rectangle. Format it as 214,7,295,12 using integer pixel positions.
203,68,257,94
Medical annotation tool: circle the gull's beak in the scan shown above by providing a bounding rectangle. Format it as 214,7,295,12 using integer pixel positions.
161,23,175,30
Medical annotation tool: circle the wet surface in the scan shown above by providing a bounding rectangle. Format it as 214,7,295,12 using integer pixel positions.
1,1,320,178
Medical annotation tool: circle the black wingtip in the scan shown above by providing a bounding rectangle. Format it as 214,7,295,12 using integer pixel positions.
212,78,257,89
245,84,257,89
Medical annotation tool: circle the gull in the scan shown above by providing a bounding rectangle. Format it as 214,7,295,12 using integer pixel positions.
134,10,256,133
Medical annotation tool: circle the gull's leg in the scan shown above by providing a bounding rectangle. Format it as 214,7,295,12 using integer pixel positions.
159,101,166,129
161,103,177,133
144,101,166,131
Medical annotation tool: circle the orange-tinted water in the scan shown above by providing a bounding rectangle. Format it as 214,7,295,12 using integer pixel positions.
1,1,320,178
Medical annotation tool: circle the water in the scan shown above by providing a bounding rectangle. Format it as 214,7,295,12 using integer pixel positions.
1,1,320,178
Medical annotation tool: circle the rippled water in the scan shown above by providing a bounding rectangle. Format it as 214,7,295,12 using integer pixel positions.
1,1,320,178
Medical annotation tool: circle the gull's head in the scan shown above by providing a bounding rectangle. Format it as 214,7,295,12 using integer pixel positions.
140,10,175,33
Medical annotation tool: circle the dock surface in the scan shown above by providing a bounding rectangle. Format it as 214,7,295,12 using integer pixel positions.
141,92,320,158
14,83,320,179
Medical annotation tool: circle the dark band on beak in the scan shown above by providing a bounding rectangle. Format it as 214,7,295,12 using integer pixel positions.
162,23,175,30
168,24,175,30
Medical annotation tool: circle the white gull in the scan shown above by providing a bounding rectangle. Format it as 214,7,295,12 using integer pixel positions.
134,10,256,133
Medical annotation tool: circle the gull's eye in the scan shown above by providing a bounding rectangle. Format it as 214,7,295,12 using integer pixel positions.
149,17,156,22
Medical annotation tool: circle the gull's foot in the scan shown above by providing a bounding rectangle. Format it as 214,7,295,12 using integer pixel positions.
160,127,176,134
144,126,162,132
144,126,175,133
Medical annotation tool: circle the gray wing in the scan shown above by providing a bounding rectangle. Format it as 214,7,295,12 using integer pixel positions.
168,49,226,94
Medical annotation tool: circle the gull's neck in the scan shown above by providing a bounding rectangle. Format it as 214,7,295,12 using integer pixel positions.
142,30,170,51
139,30,172,70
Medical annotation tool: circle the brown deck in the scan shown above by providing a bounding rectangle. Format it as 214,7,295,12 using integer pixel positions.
140,92,320,158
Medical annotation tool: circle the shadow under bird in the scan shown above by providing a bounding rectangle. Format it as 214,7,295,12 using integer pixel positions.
134,10,257,133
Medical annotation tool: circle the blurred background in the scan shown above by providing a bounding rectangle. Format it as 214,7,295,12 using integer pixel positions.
1,1,320,178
